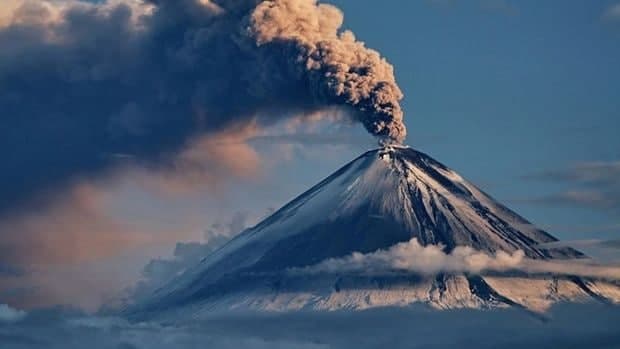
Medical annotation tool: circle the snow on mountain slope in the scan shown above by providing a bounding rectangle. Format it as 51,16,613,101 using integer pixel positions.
129,146,619,318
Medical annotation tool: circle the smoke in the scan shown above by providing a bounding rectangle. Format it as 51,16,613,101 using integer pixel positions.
0,0,405,217
293,238,620,280
247,0,405,142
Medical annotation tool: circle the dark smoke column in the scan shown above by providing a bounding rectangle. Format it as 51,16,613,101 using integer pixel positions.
246,0,407,144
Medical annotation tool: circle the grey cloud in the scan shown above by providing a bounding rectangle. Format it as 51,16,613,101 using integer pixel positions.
539,239,620,250
0,304,26,323
124,211,250,305
523,161,620,213
0,0,406,219
603,3,620,22
538,239,620,263
525,161,620,184
1,304,620,348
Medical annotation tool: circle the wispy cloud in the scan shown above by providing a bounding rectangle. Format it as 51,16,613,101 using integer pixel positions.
125,211,251,305
538,239,620,263
427,0,519,15
522,161,620,214
603,3,620,22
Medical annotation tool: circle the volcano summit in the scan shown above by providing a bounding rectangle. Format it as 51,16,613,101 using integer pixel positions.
132,146,620,318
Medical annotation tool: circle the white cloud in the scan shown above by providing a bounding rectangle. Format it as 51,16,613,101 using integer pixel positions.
292,238,620,280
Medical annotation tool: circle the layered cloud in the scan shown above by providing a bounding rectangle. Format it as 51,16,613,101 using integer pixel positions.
1,303,620,349
523,160,620,214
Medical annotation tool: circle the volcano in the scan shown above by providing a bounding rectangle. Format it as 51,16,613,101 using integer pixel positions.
132,146,620,318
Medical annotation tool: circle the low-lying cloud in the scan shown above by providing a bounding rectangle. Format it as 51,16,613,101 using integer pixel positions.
1,303,620,349
126,211,251,304
292,238,620,280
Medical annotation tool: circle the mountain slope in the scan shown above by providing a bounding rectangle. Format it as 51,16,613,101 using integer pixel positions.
131,146,618,317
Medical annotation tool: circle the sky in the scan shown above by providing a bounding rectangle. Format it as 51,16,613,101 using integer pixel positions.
0,0,619,312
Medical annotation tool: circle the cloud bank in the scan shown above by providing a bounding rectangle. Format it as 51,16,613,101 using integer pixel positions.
293,238,620,280
1,303,620,349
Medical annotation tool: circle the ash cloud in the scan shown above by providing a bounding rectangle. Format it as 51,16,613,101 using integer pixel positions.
0,0,406,217
293,238,620,280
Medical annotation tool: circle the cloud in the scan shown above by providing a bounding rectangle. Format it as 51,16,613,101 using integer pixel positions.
538,239,620,263
0,0,406,221
292,238,620,280
540,239,620,251
522,161,620,214
0,179,210,311
0,304,26,323
120,124,264,196
1,304,620,348
0,182,162,268
603,3,620,22
124,211,250,305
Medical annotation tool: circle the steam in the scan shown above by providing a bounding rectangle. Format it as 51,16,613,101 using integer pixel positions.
293,238,620,280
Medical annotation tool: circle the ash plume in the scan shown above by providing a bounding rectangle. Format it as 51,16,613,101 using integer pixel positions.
0,0,406,215
247,0,406,143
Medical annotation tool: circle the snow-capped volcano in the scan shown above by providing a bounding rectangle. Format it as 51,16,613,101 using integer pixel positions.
131,146,620,318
